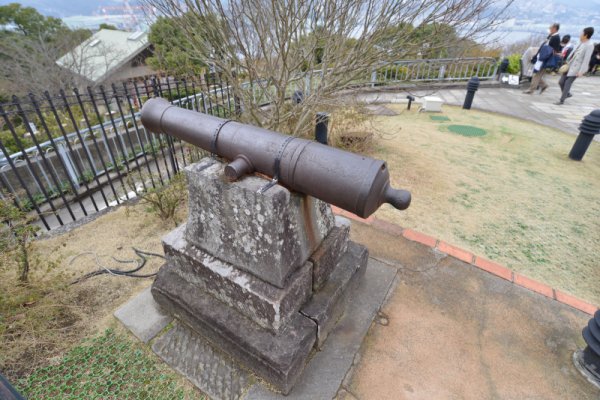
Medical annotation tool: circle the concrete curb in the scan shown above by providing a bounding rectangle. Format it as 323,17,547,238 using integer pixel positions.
331,206,598,316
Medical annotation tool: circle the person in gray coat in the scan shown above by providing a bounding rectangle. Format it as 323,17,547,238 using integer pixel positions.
555,27,595,105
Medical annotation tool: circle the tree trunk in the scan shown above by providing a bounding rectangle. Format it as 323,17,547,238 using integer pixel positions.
19,242,30,282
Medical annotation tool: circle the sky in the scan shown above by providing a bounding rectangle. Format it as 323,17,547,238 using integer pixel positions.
0,0,596,18
1,0,599,45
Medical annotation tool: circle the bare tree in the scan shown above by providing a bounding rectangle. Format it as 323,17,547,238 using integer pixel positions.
56,39,124,89
0,28,94,97
503,34,546,57
142,0,513,135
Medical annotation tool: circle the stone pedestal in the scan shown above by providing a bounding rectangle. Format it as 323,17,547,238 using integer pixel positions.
151,158,368,395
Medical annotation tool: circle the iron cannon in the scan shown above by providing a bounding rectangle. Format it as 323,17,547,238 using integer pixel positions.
140,98,411,218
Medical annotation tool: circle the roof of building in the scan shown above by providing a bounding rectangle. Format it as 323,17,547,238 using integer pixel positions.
57,29,150,83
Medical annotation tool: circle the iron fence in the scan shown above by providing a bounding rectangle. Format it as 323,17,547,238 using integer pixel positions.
371,57,498,84
0,57,499,232
302,57,498,94
0,75,236,231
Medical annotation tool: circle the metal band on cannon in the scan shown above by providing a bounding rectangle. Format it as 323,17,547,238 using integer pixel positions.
141,98,411,218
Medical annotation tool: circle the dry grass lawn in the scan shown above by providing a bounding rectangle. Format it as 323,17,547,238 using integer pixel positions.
0,201,187,382
369,104,600,305
1,104,598,389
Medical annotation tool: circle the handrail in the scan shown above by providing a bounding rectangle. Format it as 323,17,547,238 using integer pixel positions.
0,57,499,166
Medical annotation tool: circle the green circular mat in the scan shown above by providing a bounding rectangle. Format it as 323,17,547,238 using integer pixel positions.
446,124,487,137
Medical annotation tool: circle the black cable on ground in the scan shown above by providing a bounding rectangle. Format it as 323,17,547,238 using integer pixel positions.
70,247,165,284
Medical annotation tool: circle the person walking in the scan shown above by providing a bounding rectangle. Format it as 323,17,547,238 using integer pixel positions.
555,27,595,105
525,23,561,94
561,35,574,62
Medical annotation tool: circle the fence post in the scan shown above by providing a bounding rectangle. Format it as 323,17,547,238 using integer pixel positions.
371,69,377,87
438,65,446,80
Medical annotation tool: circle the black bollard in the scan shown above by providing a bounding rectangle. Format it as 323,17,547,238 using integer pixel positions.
569,110,600,161
406,95,415,110
462,76,480,110
574,309,600,387
292,90,304,104
315,112,329,145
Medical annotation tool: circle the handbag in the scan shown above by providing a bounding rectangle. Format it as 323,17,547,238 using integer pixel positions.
560,43,580,74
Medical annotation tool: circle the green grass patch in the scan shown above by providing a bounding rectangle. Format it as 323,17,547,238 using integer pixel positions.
446,124,487,137
16,328,200,400
429,115,451,122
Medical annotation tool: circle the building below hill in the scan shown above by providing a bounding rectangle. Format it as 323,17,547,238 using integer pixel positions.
56,29,154,85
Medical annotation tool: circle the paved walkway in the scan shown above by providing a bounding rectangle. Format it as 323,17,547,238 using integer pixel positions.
356,75,600,136
341,221,599,400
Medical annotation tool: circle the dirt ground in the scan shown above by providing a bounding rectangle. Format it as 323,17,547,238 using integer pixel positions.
0,201,186,381
347,222,599,400
368,105,600,305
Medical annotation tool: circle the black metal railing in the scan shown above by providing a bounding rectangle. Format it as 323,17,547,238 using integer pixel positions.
0,75,236,231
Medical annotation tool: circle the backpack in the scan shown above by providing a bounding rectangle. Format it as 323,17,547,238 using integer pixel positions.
535,45,554,63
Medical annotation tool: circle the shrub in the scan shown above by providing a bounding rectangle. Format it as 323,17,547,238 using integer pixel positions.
132,173,187,226
506,54,521,75
328,103,374,153
0,196,39,282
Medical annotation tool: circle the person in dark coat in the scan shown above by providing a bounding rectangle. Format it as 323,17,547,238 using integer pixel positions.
547,23,562,52
525,23,561,94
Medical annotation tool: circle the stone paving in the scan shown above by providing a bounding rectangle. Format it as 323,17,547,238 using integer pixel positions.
356,75,600,136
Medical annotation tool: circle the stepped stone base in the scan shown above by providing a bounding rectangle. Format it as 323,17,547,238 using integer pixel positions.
115,257,396,399
152,238,369,393
302,241,368,348
310,225,350,291
162,224,312,333
152,264,317,394
141,158,373,395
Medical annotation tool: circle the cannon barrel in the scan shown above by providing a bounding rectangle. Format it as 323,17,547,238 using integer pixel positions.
141,98,411,218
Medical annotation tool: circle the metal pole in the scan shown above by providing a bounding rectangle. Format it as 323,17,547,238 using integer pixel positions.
315,112,329,145
568,110,600,161
15,96,77,221
87,86,130,201
574,309,600,388
463,76,480,110
143,79,173,181
110,83,147,192
64,89,110,208
406,95,415,110
133,80,165,186
122,81,156,189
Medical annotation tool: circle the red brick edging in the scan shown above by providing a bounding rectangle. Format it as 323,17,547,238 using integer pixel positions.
331,207,598,316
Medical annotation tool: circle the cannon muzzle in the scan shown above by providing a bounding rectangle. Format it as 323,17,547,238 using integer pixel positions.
141,98,411,218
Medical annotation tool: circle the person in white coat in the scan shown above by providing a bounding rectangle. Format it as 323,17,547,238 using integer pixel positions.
555,27,595,105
